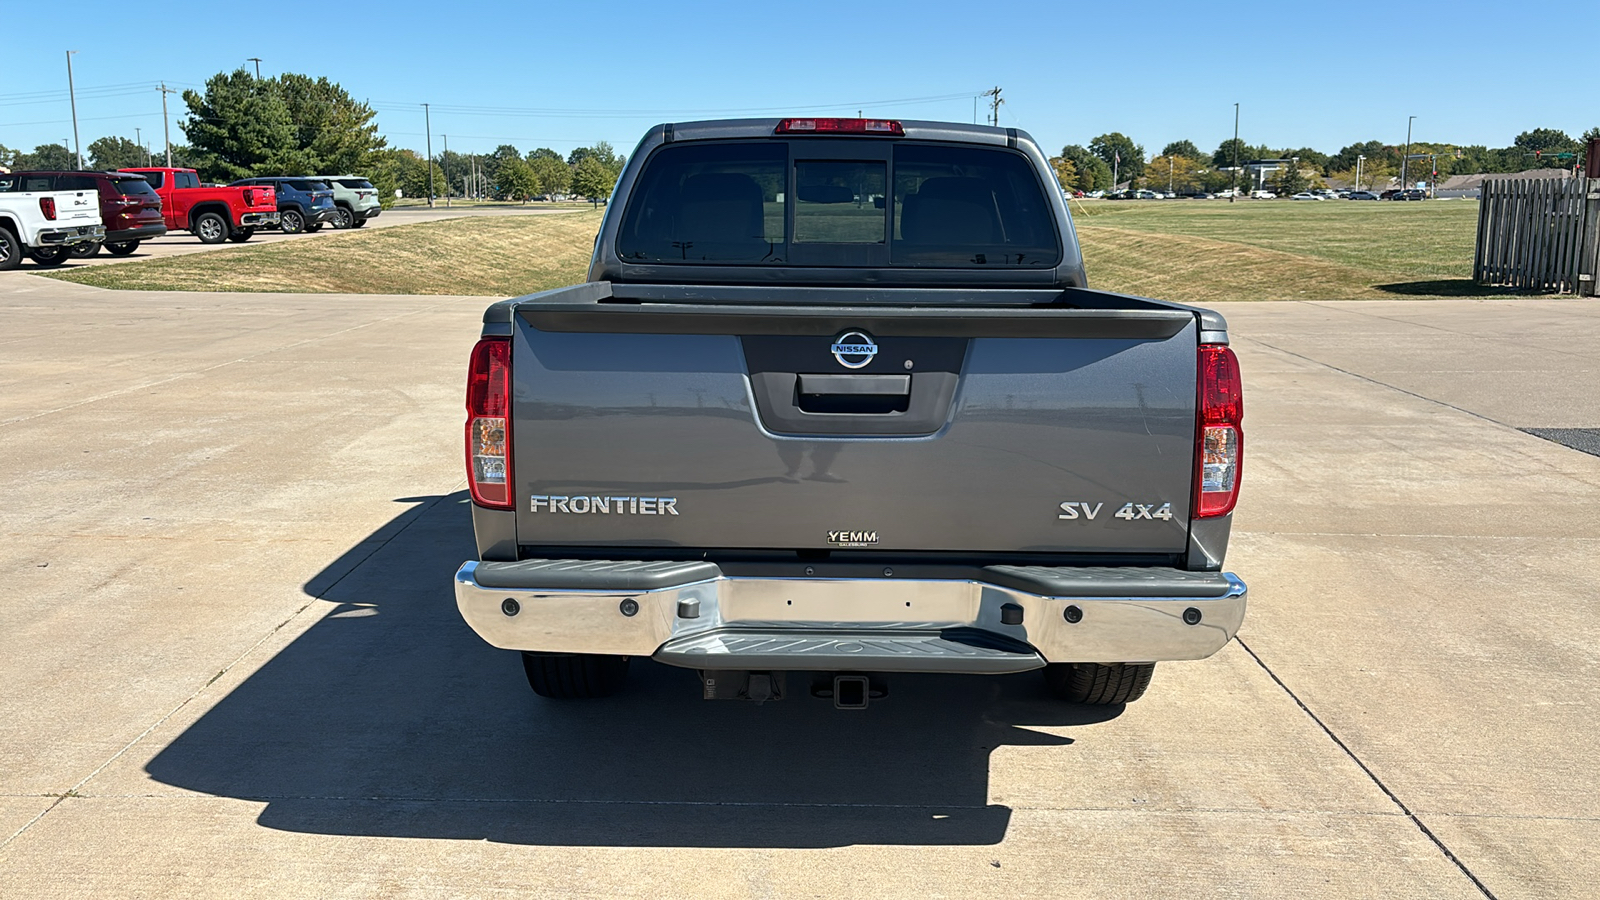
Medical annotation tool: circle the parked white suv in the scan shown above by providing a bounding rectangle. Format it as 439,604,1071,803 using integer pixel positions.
0,173,104,270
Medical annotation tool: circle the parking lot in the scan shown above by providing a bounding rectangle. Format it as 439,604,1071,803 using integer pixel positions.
0,275,1596,898
50,203,582,268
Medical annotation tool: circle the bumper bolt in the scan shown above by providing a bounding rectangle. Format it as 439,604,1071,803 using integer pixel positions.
1063,604,1083,624
501,598,520,617
1183,607,1202,626
619,598,640,617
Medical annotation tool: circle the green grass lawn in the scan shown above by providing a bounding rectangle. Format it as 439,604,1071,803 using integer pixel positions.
1072,198,1489,302
44,197,1505,302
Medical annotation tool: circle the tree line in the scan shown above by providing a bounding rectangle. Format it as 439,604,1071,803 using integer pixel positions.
0,68,626,206
1052,126,1599,194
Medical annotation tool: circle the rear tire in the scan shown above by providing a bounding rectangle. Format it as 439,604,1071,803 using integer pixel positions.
306,223,323,233
194,212,228,244
333,206,355,229
1043,662,1155,705
28,246,70,267
0,228,21,271
227,227,255,243
521,652,630,699
105,240,140,256
71,241,101,258
351,216,368,228
280,209,306,234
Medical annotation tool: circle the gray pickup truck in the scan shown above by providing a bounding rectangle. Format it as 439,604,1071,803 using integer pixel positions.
453,118,1245,708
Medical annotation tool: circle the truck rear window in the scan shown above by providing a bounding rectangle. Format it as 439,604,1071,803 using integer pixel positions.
616,141,1059,267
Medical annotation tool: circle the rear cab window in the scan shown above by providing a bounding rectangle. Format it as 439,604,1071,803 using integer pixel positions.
174,172,199,189
616,139,1059,268
139,171,166,188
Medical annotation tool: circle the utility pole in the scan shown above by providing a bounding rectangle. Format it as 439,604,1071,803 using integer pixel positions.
159,83,176,167
443,134,450,208
982,87,1002,127
1169,156,1175,194
1230,102,1240,203
135,126,142,165
247,57,262,78
1356,155,1365,191
66,51,82,169
423,103,434,208
1401,115,1415,190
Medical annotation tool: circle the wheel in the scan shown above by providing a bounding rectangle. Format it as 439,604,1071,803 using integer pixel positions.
28,245,70,267
194,211,228,244
105,241,140,256
333,206,355,229
521,652,630,699
350,217,368,228
1043,662,1155,705
280,209,306,234
0,228,21,271
71,241,101,258
226,227,255,243
306,223,323,233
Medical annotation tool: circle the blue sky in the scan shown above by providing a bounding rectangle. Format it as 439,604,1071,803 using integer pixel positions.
2,0,1591,165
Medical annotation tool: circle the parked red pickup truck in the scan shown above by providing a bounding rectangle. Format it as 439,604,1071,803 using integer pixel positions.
118,167,279,244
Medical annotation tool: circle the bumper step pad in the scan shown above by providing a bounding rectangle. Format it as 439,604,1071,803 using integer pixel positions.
654,629,1044,674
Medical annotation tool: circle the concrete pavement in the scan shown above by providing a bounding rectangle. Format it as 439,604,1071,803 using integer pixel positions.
0,278,1595,898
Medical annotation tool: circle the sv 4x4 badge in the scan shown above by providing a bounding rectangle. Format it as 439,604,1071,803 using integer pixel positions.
1059,501,1174,521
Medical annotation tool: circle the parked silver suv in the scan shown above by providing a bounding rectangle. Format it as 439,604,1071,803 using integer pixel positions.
314,175,383,229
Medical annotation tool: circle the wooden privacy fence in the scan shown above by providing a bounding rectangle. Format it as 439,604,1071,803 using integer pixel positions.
1474,176,1598,295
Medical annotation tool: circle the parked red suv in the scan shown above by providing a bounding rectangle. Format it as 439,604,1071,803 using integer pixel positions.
3,171,167,257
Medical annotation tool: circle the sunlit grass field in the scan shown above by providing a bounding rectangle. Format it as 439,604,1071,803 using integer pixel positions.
46,198,1496,302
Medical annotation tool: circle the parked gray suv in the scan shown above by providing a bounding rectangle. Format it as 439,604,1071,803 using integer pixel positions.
314,176,383,229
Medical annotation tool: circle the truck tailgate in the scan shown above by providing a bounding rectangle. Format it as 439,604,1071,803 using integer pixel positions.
50,190,99,225
509,292,1199,555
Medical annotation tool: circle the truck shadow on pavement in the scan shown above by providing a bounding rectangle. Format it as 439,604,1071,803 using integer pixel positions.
145,492,1124,848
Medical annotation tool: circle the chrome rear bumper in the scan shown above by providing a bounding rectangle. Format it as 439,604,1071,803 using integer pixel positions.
454,561,1247,673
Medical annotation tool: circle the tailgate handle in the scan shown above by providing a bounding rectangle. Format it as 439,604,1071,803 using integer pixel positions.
797,374,911,396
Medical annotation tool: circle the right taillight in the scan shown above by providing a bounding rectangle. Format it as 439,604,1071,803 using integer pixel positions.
40,197,57,220
1195,344,1243,517
466,338,513,508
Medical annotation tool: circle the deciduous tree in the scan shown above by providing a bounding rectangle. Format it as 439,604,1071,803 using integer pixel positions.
1161,139,1200,160
88,136,147,170
529,154,571,198
495,156,540,202
1089,133,1143,184
571,156,617,205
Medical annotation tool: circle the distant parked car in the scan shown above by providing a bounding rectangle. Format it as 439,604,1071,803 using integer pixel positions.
312,175,383,229
1346,191,1380,200
231,177,339,234
120,167,280,243
1395,189,1426,201
2,170,166,257
1290,192,1324,201
1250,190,1277,200
1134,189,1160,200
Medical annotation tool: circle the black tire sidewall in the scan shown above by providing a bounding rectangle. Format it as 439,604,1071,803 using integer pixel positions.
0,229,21,270
106,241,139,256
71,242,101,258
335,207,354,229
29,246,70,266
281,210,305,234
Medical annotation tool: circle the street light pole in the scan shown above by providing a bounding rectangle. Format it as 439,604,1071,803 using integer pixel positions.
66,51,82,169
1356,155,1365,191
443,134,450,208
1401,115,1415,191
1230,102,1240,203
247,57,262,78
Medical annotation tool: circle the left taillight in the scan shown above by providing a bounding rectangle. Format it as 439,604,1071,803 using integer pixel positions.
242,188,254,206
1195,344,1243,518
40,197,57,220
466,337,513,508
